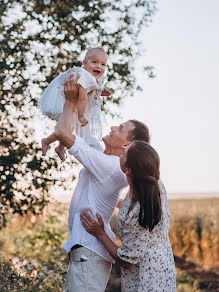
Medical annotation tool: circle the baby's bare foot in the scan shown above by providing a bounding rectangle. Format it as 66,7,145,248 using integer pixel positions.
79,117,88,127
41,138,49,156
55,146,66,162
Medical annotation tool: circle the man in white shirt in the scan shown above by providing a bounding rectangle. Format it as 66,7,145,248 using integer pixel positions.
55,79,150,291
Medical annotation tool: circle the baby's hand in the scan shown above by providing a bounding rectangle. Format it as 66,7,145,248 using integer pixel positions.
94,93,99,100
101,89,112,96
79,116,88,127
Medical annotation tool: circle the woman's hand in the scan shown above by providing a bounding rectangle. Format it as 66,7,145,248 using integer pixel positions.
80,212,105,239
81,211,133,269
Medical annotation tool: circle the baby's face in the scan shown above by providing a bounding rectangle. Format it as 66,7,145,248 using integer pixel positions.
83,50,107,79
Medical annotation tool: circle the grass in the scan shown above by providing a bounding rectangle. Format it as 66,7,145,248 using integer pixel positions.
175,269,207,292
0,198,218,291
168,198,219,268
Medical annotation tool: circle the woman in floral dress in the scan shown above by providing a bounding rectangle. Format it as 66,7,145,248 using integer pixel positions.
80,140,176,292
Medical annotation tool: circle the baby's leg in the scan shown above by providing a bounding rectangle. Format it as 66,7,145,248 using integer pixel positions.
41,132,57,156
77,85,88,127
55,142,66,162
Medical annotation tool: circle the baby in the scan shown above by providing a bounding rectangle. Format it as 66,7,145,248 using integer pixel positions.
38,47,110,161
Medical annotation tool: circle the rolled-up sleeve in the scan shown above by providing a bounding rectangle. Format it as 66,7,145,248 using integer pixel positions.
68,135,116,183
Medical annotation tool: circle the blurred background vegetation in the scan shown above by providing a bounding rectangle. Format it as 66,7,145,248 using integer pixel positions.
1,198,219,291
0,0,155,224
169,199,219,268
1,0,219,291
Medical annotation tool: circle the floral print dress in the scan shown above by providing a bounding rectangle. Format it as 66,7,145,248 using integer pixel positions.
117,181,176,292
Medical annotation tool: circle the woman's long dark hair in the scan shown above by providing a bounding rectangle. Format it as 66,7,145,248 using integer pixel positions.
126,141,162,231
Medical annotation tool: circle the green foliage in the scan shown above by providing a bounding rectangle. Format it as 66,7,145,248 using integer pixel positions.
176,270,206,292
0,0,156,222
26,214,65,250
0,251,67,291
0,204,68,291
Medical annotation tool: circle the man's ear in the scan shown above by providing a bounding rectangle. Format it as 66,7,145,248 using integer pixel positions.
82,59,86,67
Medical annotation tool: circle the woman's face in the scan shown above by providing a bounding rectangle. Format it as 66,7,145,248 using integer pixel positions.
120,143,132,174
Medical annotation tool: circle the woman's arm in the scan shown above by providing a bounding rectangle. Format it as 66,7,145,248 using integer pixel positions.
80,212,133,269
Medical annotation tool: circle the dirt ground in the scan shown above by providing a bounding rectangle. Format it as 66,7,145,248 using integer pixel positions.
174,256,219,291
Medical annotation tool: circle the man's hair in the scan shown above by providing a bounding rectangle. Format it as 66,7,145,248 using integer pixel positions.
128,120,150,143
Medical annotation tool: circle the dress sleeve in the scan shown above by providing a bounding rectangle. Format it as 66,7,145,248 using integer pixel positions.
68,135,119,184
117,204,151,264
77,69,98,93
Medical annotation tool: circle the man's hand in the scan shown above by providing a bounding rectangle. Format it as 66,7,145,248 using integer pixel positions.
54,76,79,149
80,212,105,240
64,76,79,104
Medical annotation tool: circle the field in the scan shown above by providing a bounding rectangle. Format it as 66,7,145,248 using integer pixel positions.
0,198,219,291
169,198,219,268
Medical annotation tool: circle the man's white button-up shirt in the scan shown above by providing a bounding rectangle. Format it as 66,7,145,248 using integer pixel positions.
62,135,127,263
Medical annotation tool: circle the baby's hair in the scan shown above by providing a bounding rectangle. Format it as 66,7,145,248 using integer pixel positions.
85,46,107,59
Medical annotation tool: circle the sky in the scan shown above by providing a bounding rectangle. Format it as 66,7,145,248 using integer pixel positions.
114,0,219,193
34,0,219,201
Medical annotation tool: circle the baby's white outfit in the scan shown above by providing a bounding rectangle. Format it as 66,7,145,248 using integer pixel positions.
38,67,105,144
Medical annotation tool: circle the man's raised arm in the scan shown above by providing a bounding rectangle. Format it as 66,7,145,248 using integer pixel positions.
54,78,79,149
